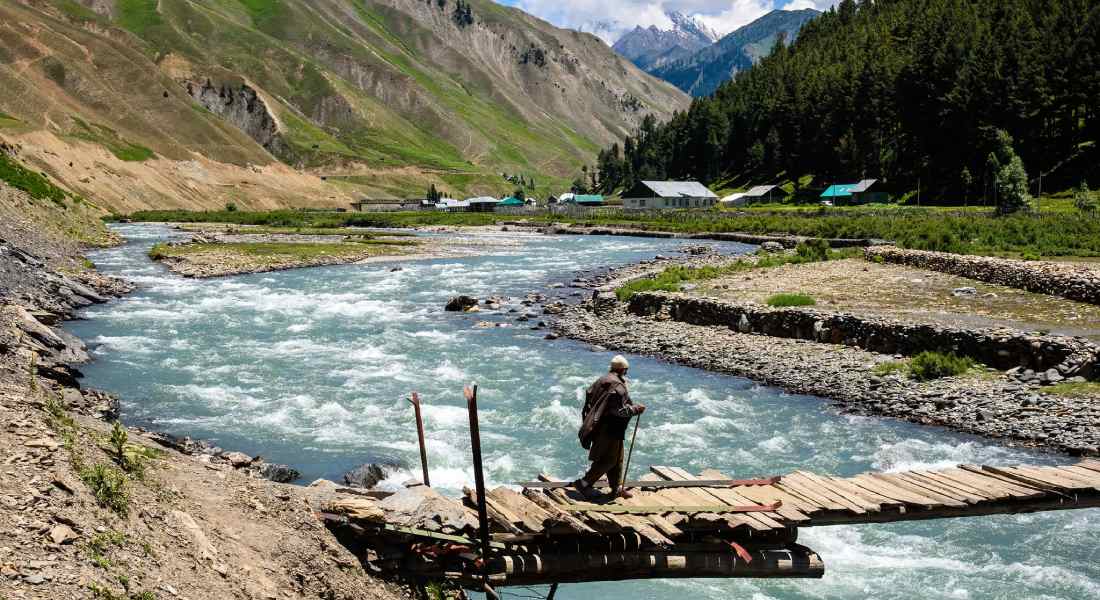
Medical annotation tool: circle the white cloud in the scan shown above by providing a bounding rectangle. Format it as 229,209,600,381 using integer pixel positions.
508,0,839,44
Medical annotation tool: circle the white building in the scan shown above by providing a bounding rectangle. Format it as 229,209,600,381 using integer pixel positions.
622,181,718,210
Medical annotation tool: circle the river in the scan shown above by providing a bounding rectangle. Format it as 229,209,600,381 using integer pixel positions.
66,223,1099,600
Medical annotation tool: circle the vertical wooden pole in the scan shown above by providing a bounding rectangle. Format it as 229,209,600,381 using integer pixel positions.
408,392,430,487
464,384,491,562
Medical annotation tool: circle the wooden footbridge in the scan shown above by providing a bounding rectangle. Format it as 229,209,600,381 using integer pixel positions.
322,459,1100,596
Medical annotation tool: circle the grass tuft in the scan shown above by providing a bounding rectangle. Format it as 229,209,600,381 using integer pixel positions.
908,351,976,381
766,293,816,307
872,360,909,377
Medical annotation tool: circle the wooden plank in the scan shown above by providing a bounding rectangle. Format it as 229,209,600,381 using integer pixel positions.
1059,465,1100,487
867,474,967,508
848,474,941,508
520,489,597,535
488,488,550,532
1078,459,1100,473
894,472,984,505
981,466,1083,492
520,478,780,489
818,476,892,512
937,468,1033,500
955,466,1051,499
610,481,685,539
1034,466,1100,491
917,470,999,501
537,474,621,532
774,476,844,512
665,467,786,529
464,488,525,534
561,504,781,514
701,470,812,522
381,524,508,549
798,472,881,513
650,467,765,531
781,473,859,513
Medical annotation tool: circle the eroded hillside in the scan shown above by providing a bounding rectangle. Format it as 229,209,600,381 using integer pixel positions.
0,0,687,211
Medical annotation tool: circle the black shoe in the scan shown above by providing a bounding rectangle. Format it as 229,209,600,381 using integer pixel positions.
571,479,601,500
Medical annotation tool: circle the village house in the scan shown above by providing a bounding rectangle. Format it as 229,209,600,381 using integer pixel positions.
721,184,783,207
820,179,886,204
622,181,718,210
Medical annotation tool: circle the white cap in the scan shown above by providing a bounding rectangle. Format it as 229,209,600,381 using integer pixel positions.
610,355,630,370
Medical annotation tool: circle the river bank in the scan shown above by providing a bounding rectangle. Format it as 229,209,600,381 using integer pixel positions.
553,256,1100,457
146,224,527,278
0,200,407,599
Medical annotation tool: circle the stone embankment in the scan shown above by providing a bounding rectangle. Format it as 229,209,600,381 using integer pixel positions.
502,221,885,248
866,246,1100,306
627,292,1099,383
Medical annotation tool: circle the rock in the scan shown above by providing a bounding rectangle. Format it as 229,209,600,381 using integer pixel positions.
444,296,478,311
221,451,253,468
24,574,45,585
952,287,977,297
24,438,59,451
325,497,384,523
760,241,784,253
1045,368,1064,384
343,461,405,489
48,525,77,545
250,461,300,484
171,510,218,562
544,333,560,340
389,266,403,272
379,486,477,532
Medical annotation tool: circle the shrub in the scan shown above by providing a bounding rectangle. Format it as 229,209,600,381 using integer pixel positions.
766,293,816,307
795,239,830,261
908,351,975,381
80,463,129,515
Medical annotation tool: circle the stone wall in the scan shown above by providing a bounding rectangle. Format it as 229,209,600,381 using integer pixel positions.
626,292,1099,380
865,246,1100,306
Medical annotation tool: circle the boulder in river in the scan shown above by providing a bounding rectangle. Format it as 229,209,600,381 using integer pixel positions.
445,295,479,311
250,461,301,483
343,461,406,489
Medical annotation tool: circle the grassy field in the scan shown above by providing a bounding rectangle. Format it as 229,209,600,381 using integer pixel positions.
615,242,858,300
149,241,406,261
122,204,1100,258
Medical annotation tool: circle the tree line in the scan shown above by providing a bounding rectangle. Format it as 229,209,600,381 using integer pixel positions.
594,0,1099,205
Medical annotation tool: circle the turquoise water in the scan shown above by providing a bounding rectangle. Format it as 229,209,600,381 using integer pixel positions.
68,224,1099,600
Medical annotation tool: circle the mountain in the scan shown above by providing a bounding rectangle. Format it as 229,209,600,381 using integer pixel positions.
652,9,820,97
612,12,719,72
0,0,687,212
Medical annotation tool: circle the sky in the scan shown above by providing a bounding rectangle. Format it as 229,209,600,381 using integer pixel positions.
498,0,839,44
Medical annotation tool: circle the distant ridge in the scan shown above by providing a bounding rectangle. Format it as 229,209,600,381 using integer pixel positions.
648,9,819,97
612,11,719,71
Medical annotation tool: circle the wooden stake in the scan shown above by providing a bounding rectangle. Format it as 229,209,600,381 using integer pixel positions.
408,392,430,487
465,385,491,563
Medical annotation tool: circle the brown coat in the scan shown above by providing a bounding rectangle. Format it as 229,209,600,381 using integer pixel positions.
578,372,633,449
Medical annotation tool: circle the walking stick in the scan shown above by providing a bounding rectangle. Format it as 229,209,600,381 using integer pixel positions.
621,413,641,491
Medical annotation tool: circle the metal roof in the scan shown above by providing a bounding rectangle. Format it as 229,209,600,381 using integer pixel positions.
573,194,604,204
498,197,525,206
743,185,779,197
637,180,718,198
466,196,499,204
849,179,878,193
821,184,857,198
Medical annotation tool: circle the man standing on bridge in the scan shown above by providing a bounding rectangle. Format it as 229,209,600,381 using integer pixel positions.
573,355,645,500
